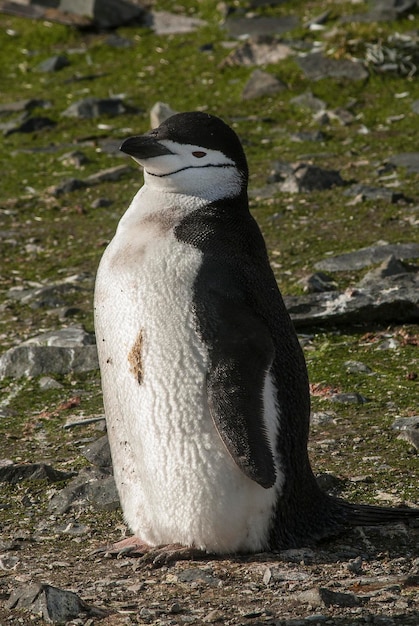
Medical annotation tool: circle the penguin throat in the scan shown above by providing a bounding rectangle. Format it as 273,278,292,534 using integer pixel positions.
145,163,236,178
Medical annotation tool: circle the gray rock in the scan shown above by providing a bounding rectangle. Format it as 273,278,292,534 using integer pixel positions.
269,161,344,193
412,100,419,114
39,376,64,390
48,177,88,196
297,52,369,81
242,69,286,100
58,0,144,29
347,0,418,22
48,165,132,196
298,272,337,293
8,281,84,309
48,467,119,514
358,255,411,287
0,326,98,378
145,10,206,35
91,197,113,208
225,15,299,38
6,583,106,623
176,567,220,586
290,130,325,143
392,416,419,431
4,116,56,136
82,435,112,468
0,99,50,114
35,54,69,72
0,463,75,484
397,429,419,451
59,150,90,168
150,102,177,128
344,183,407,203
388,152,419,173
290,91,326,113
285,273,419,328
298,587,362,607
222,40,292,67
331,392,370,404
344,360,373,374
61,97,135,119
314,243,419,272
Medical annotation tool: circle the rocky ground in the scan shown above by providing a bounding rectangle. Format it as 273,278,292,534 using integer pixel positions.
0,0,418,624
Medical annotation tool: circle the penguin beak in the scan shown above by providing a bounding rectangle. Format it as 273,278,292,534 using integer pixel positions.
120,134,174,160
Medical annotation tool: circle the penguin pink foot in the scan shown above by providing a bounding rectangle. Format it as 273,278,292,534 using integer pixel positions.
98,537,205,567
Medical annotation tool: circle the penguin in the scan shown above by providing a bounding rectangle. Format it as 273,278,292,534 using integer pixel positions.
94,111,419,558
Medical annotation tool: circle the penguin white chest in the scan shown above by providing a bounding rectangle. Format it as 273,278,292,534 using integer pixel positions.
94,192,281,554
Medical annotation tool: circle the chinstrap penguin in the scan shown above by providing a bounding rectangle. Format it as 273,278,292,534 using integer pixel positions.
94,111,419,558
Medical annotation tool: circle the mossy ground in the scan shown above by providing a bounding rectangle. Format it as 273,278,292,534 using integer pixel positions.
0,0,418,543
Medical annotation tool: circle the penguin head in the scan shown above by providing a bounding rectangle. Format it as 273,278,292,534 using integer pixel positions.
120,112,248,199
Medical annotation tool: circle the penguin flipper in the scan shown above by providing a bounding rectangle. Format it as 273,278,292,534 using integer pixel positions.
203,290,277,489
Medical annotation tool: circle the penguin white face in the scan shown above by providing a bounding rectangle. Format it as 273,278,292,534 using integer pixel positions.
120,112,249,200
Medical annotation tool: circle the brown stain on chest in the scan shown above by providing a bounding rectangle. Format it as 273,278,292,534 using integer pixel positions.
128,329,144,384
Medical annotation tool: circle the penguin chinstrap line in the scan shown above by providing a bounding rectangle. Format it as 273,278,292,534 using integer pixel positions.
94,111,419,558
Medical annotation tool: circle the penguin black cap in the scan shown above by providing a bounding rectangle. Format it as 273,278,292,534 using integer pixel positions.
121,112,249,180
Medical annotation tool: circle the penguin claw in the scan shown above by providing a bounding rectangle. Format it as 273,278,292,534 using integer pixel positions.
135,544,206,569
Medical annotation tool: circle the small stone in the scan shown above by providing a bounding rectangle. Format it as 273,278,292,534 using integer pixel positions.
331,392,370,404
225,15,299,38
242,69,286,100
39,376,64,390
4,116,56,136
344,360,373,374
392,416,419,431
203,609,225,623
146,10,206,35
222,40,292,67
35,55,70,72
298,272,337,293
290,91,326,113
82,435,112,468
298,586,361,607
59,0,144,29
0,463,75,484
61,97,135,119
6,583,106,622
388,152,419,174
150,102,177,128
297,52,369,81
314,243,419,272
91,197,113,209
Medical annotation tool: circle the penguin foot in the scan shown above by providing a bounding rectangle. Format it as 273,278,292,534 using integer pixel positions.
94,535,151,558
94,537,206,567
134,544,206,569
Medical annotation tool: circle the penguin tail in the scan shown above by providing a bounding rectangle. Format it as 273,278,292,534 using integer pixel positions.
332,497,419,527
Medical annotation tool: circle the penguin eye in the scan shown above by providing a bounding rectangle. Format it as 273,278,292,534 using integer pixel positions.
192,151,206,158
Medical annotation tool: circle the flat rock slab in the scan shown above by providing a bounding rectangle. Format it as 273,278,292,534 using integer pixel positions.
314,243,419,272
242,69,286,100
6,583,106,623
146,10,206,35
225,15,299,38
0,463,75,484
297,52,369,81
48,467,119,514
222,40,292,67
285,273,419,328
388,152,419,173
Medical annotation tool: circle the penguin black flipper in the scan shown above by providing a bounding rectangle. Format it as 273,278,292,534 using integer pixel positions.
203,282,277,489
